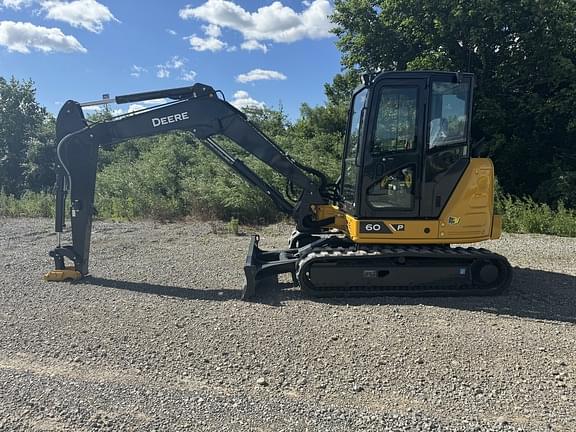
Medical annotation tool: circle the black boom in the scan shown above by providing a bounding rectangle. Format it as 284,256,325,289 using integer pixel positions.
51,84,330,276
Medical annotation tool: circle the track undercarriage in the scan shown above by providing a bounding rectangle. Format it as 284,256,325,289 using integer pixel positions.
243,235,513,300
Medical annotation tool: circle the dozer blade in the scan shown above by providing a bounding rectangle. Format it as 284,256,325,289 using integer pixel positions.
296,245,513,297
44,266,82,282
243,235,298,300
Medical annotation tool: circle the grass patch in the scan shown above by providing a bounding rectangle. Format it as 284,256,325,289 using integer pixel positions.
498,195,576,237
0,191,55,218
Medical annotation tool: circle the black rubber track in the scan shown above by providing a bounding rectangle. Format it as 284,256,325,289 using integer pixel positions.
296,245,513,298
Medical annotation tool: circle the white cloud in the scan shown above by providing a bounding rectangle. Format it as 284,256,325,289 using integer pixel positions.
157,66,170,78
84,105,133,116
180,70,197,81
139,98,169,105
0,20,86,53
186,35,227,52
156,56,193,79
236,68,287,84
127,103,147,113
0,0,32,9
179,0,332,44
130,64,147,78
166,28,177,36
81,104,102,112
231,90,265,110
157,56,185,76
240,39,267,53
84,98,170,117
41,0,119,33
202,23,221,38
165,55,185,69
184,19,228,53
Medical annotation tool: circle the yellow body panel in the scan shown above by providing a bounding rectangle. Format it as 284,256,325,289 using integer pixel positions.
314,158,500,245
491,214,503,239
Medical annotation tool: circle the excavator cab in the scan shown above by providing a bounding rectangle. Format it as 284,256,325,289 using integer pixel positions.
341,71,473,220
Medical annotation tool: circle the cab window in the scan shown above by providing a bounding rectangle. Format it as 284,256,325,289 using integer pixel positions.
371,87,418,155
342,88,367,202
428,81,470,148
366,87,418,209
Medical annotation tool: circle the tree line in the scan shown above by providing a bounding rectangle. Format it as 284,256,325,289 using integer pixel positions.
331,0,576,207
1,0,575,230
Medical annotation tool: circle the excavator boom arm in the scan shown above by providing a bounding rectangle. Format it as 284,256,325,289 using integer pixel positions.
51,84,329,276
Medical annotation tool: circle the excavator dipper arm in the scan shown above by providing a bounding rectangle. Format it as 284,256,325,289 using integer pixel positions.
48,84,331,295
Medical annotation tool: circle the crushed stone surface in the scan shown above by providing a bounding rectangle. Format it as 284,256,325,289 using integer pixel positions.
0,218,575,431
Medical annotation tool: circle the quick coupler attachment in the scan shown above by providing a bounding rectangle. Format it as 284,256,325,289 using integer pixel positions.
45,247,82,282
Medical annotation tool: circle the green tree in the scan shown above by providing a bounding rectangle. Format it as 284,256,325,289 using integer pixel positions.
292,71,361,140
331,0,576,207
243,106,290,139
0,77,54,196
85,107,114,124
24,115,57,192
324,70,360,106
296,102,349,137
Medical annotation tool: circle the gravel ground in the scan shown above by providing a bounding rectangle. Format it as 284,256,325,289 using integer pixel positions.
0,218,575,431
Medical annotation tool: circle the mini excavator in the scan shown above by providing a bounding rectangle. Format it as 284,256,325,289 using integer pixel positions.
45,71,513,299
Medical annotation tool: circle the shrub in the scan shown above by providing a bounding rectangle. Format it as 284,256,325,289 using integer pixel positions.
498,195,576,237
0,191,54,217
3,116,575,238
227,217,240,235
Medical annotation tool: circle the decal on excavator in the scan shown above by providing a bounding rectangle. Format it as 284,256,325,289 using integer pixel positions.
448,216,461,225
359,222,393,234
152,112,190,127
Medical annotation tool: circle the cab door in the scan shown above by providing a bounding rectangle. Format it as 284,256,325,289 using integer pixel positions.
359,79,427,219
340,87,368,215
421,75,473,217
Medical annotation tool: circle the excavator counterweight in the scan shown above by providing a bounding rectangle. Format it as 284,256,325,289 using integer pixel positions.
46,71,512,299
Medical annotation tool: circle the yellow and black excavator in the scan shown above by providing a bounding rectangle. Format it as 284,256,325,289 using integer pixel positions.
45,71,512,299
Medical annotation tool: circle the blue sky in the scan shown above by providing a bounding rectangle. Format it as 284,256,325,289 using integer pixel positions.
0,0,342,119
